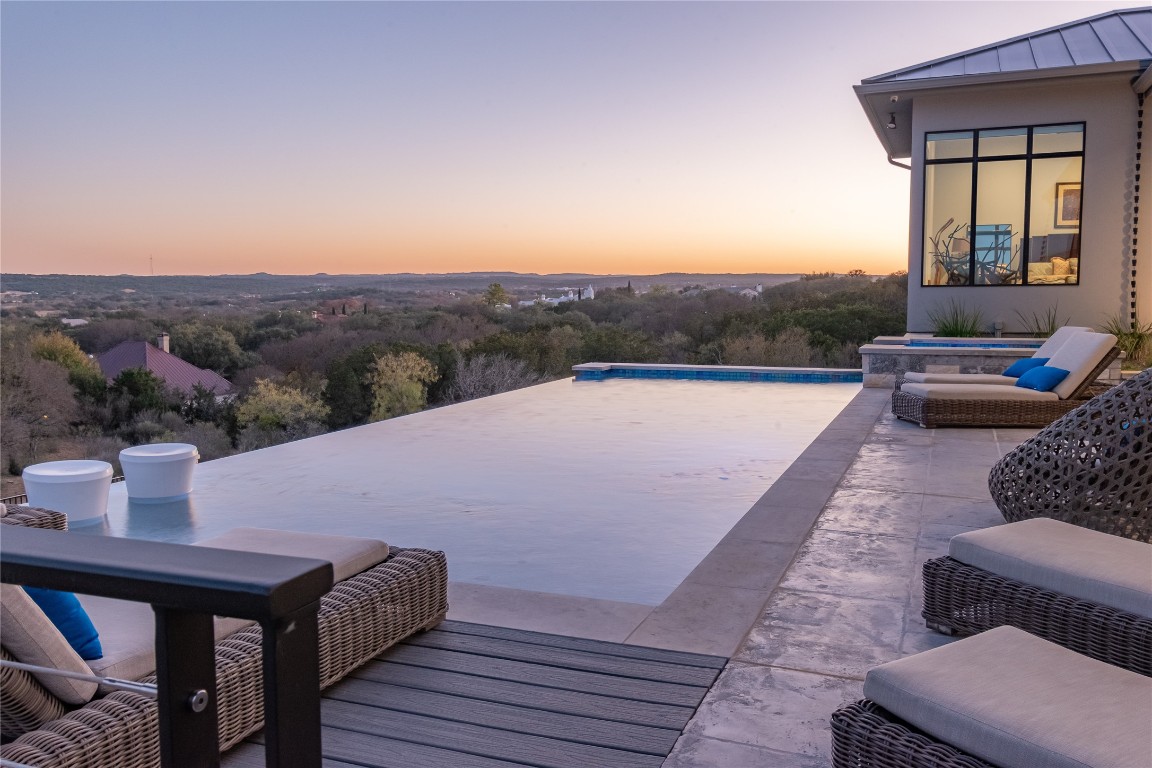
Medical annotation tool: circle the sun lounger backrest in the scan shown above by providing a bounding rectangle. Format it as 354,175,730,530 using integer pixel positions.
1045,332,1117,399
1033,326,1092,358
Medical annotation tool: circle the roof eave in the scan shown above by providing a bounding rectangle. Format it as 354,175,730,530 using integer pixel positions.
858,59,1144,91
855,60,1147,158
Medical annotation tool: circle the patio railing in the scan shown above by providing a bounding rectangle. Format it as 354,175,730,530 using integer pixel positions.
0,526,333,768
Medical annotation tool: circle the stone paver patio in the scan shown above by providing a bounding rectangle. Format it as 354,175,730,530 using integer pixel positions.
662,395,1039,766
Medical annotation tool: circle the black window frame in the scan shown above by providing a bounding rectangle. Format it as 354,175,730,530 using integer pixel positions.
921,121,1085,288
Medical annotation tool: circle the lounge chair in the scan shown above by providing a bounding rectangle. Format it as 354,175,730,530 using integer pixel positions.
900,325,1091,386
922,518,1152,675
831,626,1152,768
1,505,448,767
891,331,1118,427
988,368,1151,541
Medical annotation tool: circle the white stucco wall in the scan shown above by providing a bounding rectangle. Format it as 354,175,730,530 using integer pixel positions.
905,73,1144,334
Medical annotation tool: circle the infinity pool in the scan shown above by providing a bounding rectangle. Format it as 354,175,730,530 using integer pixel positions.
94,377,859,605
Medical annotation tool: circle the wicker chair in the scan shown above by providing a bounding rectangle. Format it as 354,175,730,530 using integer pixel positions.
832,700,995,768
1,505,449,768
921,518,1152,677
831,626,1152,768
891,332,1119,428
988,368,1151,541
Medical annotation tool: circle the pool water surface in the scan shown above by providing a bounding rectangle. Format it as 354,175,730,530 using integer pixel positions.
95,378,860,605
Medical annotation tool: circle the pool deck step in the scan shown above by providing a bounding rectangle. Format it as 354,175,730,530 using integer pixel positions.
224,620,726,768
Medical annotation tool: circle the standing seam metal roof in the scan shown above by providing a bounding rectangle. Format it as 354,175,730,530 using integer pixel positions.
863,8,1151,83
97,340,233,397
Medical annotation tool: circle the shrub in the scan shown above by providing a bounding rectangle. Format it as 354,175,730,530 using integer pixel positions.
1015,304,1069,337
928,299,985,337
1102,314,1152,369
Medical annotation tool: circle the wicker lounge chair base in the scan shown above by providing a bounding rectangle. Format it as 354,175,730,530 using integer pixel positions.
891,389,1093,428
1,508,448,768
891,340,1119,428
922,555,1152,676
833,626,1152,768
831,700,993,768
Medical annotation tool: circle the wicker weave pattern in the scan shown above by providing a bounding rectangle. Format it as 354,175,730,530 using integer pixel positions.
1,505,68,531
0,647,70,740
831,700,994,768
891,348,1119,428
988,369,1151,541
1,506,449,767
891,389,1096,428
1,506,73,738
0,692,159,768
922,556,1152,676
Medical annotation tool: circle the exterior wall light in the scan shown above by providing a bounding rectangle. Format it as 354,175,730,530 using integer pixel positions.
887,113,897,129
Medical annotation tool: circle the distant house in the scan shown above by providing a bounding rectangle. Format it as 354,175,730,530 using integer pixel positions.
97,334,233,397
855,8,1151,333
516,285,597,308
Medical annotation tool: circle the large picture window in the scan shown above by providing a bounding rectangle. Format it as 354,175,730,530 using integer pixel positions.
923,123,1083,286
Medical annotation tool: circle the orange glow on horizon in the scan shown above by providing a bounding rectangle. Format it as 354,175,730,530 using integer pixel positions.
7,1,1111,278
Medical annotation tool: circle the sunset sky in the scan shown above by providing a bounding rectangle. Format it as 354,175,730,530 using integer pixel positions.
1,1,1136,277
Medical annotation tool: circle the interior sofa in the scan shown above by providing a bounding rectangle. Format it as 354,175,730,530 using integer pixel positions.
1,504,448,768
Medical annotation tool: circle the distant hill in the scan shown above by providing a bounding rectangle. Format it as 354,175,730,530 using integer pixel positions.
1,272,805,299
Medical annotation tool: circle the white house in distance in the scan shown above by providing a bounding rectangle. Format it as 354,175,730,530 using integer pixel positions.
517,285,596,308
855,8,1151,334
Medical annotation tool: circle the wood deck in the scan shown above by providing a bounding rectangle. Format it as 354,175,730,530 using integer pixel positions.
223,620,726,768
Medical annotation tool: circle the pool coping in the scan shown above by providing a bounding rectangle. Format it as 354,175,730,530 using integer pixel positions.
446,385,892,657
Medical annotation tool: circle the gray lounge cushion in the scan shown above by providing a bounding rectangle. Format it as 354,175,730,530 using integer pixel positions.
80,596,254,685
902,372,1016,385
1032,325,1092,358
949,518,1152,617
899,381,1059,401
82,528,389,684
902,327,1092,385
1044,331,1117,399
864,626,1152,768
194,527,389,583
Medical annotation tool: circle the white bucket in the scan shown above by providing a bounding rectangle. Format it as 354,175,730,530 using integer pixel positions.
22,460,114,525
119,443,200,503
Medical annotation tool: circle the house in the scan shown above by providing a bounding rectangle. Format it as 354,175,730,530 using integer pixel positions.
97,333,233,397
516,285,597,307
855,8,1151,333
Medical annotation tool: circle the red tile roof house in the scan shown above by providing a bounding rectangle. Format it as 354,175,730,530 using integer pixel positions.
97,333,233,397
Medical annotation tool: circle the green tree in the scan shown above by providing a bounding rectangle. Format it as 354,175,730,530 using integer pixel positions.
170,322,248,375
323,344,384,428
181,383,239,440
31,330,107,400
368,352,439,421
579,326,658,364
236,379,329,441
107,368,177,428
483,283,512,307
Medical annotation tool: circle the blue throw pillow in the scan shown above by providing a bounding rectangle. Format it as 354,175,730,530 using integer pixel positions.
1015,365,1070,393
22,587,103,660
1002,357,1050,378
